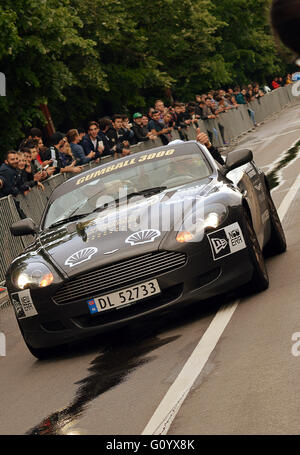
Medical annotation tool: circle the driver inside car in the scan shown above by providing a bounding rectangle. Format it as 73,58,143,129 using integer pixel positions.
165,155,208,183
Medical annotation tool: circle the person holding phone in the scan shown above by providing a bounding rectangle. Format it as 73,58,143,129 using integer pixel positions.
40,132,82,175
105,115,131,157
97,117,115,157
22,145,49,181
67,129,96,165
17,151,45,192
81,121,104,161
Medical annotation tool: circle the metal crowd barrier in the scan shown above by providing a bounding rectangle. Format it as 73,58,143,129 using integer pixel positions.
0,84,298,283
0,196,26,281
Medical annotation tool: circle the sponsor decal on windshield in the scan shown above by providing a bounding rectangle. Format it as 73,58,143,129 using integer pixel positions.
75,149,176,185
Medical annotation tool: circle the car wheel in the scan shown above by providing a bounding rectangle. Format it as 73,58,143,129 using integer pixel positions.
264,191,287,256
17,320,63,360
244,211,269,293
24,341,64,360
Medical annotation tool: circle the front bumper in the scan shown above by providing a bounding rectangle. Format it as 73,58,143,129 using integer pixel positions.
8,237,253,350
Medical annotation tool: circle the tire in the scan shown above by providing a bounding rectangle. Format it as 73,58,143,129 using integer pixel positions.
17,320,63,360
24,341,63,360
264,191,287,257
243,211,269,293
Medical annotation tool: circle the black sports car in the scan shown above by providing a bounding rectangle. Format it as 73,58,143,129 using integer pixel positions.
7,141,286,358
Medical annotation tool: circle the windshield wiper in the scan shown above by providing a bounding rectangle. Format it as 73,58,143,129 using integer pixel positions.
117,186,168,203
47,213,91,229
91,186,168,214
48,187,168,228
128,186,167,198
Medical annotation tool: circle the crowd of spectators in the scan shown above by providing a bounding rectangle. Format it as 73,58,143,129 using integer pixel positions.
0,75,294,218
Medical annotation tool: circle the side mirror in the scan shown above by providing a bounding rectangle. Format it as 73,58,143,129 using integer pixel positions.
225,149,253,174
10,218,37,236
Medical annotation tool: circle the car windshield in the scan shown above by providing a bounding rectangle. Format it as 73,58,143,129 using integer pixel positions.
43,143,212,229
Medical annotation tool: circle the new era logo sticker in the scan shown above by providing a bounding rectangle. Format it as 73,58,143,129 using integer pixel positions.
211,237,229,255
208,222,246,260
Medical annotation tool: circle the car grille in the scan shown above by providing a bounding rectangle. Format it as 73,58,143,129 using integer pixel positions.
53,251,187,305
73,284,184,328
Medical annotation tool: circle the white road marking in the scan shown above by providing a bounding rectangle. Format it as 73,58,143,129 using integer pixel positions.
278,173,300,221
142,173,300,435
142,301,239,435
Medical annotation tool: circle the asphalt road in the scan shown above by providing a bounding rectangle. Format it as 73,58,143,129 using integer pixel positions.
1,101,300,436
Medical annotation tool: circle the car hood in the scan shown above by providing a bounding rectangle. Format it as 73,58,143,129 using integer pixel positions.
32,177,231,277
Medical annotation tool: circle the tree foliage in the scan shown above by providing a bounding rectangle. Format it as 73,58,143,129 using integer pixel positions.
0,0,290,157
213,0,286,86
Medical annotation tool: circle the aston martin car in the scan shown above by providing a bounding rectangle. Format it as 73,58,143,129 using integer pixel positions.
6,141,286,358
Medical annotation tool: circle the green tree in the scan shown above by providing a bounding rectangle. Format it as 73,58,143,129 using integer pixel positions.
0,0,290,158
63,0,176,116
56,0,225,119
0,0,98,155
213,0,286,86
127,0,229,100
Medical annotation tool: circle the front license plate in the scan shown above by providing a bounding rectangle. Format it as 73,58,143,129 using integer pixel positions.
87,279,161,315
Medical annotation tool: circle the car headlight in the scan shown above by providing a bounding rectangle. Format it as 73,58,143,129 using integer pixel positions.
11,263,54,290
176,203,227,243
203,211,222,230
